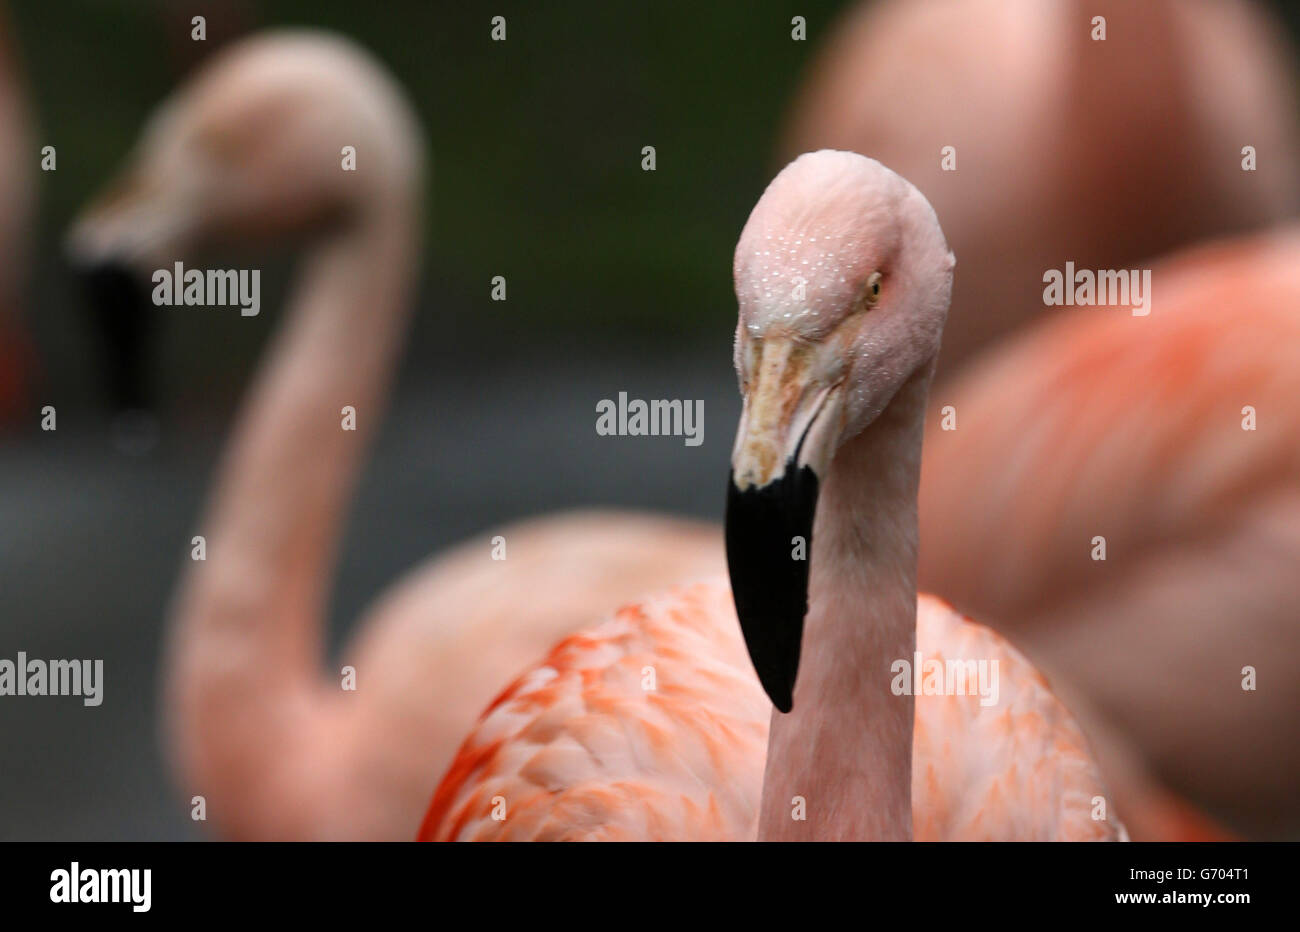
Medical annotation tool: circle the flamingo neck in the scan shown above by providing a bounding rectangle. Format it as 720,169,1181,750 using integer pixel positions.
757,363,931,841
167,195,419,748
212,199,418,605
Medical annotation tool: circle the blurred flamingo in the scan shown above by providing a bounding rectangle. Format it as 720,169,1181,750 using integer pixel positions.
421,152,1124,842
782,0,1300,377
67,30,723,840
920,226,1300,839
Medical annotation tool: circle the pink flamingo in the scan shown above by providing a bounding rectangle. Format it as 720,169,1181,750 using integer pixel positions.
421,151,1124,841
68,31,723,840
782,0,1300,838
781,0,1300,378
919,225,1300,839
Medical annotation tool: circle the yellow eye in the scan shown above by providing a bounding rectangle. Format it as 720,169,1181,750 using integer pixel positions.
864,271,883,307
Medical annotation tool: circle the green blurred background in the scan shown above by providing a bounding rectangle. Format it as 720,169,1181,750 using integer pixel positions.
14,0,847,412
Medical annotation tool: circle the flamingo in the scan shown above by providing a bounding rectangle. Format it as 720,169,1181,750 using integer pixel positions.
781,0,1300,837
918,225,1300,840
421,151,1124,841
67,30,723,840
781,0,1300,377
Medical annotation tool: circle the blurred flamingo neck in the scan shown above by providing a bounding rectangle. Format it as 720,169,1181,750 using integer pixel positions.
174,198,419,684
757,365,931,841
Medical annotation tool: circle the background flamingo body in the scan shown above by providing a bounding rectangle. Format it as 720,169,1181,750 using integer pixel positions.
919,226,1300,838
782,0,1300,377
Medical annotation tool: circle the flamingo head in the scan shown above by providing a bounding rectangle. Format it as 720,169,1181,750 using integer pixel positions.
725,150,954,711
64,30,424,413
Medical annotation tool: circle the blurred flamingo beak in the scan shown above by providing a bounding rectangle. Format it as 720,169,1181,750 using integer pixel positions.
69,255,157,413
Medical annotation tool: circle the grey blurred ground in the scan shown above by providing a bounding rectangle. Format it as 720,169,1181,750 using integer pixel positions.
0,335,739,840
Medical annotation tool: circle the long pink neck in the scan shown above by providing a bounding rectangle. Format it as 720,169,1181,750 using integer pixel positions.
164,198,419,833
757,365,931,841
191,202,418,638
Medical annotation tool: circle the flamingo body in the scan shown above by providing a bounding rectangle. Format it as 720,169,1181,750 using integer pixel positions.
422,580,1122,841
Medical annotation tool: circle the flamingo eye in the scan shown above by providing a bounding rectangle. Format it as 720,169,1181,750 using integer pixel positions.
863,271,883,308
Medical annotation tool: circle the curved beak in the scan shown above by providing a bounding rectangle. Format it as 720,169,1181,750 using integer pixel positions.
725,338,841,712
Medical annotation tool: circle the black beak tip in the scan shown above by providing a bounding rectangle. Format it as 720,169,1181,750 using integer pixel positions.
69,256,158,413
770,688,794,715
724,464,819,715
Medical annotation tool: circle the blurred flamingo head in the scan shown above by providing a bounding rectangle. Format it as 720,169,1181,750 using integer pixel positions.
63,30,424,413
67,31,423,268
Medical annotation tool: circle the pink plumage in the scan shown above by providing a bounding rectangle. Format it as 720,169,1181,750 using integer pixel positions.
422,581,1121,841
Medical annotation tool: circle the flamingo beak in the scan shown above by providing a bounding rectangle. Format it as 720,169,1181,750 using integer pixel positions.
65,198,166,415
725,338,842,712
69,257,157,413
